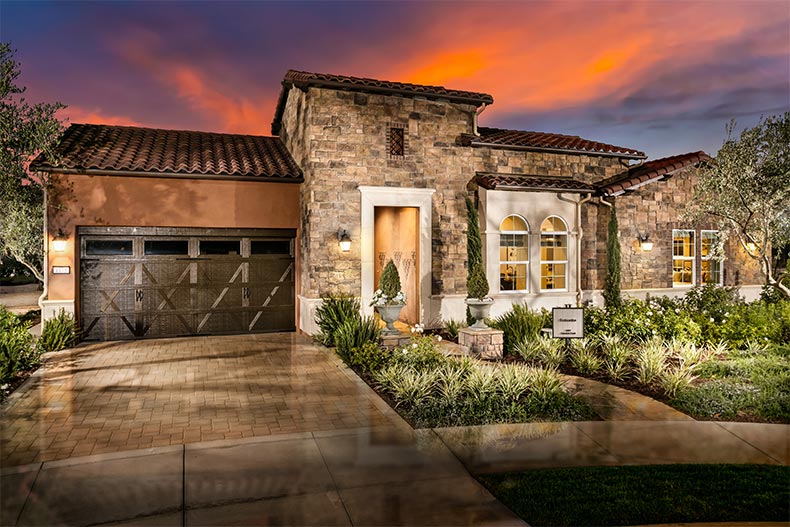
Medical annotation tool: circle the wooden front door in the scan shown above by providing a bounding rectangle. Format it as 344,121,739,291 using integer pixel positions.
373,207,420,325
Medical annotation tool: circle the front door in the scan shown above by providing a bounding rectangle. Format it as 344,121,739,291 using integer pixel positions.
373,207,419,325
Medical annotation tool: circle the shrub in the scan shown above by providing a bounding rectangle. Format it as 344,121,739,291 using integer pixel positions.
443,319,466,341
0,307,39,384
599,335,634,382
334,316,381,362
536,336,566,368
346,341,390,374
380,259,402,298
660,366,696,398
38,309,78,353
393,335,446,370
490,303,549,354
635,338,667,386
315,292,360,346
570,338,603,375
467,262,489,300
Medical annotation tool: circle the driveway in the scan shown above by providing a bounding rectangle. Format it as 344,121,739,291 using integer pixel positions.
1,334,524,526
1,333,398,466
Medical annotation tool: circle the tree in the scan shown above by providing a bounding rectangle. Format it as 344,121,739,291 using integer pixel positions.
603,204,622,309
688,113,790,299
0,42,65,282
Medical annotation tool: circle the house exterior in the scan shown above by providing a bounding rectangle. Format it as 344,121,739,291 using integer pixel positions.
31,70,763,341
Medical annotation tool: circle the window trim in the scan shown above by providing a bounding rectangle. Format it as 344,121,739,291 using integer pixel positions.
700,229,723,286
499,214,530,293
672,229,696,287
539,215,569,292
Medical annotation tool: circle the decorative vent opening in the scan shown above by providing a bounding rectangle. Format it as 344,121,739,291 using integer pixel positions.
388,125,406,157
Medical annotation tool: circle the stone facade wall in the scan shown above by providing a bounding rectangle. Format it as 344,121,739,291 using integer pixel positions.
279,85,629,302
583,168,763,291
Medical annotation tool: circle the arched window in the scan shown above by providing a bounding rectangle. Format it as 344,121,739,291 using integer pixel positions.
499,215,529,292
540,216,568,291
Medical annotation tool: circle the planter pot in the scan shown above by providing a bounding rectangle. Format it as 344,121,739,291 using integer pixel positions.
465,298,494,330
376,304,404,335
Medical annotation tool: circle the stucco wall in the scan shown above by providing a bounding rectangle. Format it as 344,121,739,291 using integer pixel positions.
46,174,301,302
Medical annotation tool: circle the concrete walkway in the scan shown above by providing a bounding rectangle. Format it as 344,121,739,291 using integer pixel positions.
0,285,40,315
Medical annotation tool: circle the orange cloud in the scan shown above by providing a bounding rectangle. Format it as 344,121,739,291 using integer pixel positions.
115,30,273,135
59,106,142,127
382,1,783,118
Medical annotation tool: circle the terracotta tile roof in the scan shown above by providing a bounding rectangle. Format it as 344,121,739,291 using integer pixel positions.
272,69,493,134
476,173,597,193
460,127,646,159
31,123,303,182
598,151,712,196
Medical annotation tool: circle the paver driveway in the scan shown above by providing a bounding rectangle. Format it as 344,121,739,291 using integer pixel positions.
1,333,397,466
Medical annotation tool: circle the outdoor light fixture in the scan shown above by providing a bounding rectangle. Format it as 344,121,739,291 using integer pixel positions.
637,233,653,252
338,229,351,252
52,230,68,252
746,242,757,253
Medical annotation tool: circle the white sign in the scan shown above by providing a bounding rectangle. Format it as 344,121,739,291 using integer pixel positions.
52,266,71,275
552,307,584,338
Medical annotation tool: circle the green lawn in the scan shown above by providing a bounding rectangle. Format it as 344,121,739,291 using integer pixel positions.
479,464,790,527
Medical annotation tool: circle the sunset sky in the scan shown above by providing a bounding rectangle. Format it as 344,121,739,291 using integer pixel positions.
2,0,788,159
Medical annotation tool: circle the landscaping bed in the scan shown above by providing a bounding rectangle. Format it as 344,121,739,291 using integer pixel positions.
478,464,790,526
315,293,598,428
484,285,790,424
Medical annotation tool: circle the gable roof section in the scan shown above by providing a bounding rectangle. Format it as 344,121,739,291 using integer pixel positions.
476,173,597,193
272,69,494,134
31,123,303,182
460,127,646,159
598,151,712,196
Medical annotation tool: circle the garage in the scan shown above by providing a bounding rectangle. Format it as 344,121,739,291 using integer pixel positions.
79,227,295,340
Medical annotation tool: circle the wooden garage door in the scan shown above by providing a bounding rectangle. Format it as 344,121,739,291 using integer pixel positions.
78,227,295,341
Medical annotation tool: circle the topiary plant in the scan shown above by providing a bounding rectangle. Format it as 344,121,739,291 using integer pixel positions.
380,259,402,297
467,262,489,300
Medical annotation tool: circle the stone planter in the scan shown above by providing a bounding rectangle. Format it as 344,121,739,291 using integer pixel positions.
376,304,404,335
465,298,494,330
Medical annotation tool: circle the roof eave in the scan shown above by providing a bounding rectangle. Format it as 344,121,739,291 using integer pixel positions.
34,166,304,184
470,141,647,159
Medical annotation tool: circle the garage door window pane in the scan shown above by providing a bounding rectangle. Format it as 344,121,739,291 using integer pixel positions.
86,240,133,256
144,240,188,255
200,240,240,255
251,240,291,255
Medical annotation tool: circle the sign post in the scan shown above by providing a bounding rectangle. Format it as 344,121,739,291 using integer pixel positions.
552,305,584,339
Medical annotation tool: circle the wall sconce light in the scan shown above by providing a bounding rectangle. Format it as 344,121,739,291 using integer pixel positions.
338,229,351,252
637,233,653,252
52,230,68,252
746,241,757,253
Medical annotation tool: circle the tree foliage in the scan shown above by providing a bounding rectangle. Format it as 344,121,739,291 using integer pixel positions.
0,42,65,282
688,114,790,299
465,195,489,304
603,204,622,309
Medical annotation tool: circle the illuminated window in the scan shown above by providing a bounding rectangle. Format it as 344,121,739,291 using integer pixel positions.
499,215,529,292
672,229,695,286
540,216,567,291
701,230,723,285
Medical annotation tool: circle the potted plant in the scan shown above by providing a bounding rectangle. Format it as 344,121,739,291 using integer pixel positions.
465,261,493,329
370,259,406,334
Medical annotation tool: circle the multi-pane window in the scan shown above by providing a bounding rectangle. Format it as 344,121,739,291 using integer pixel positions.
701,230,723,285
672,229,695,286
499,215,529,292
540,216,568,291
